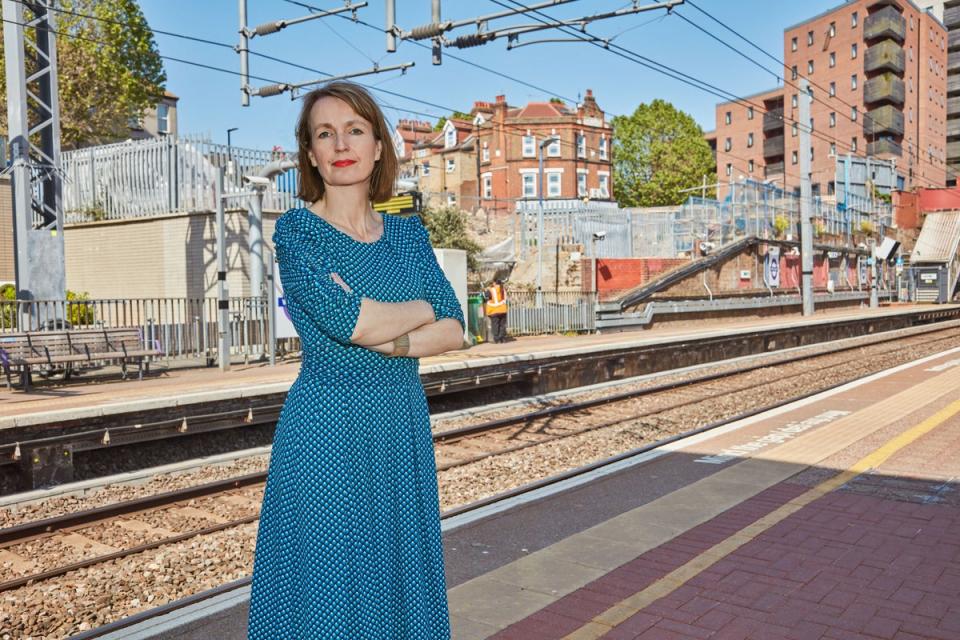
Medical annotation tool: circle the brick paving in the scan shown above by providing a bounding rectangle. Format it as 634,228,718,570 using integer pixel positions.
490,418,960,640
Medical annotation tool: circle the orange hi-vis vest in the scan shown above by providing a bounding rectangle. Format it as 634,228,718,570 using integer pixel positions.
484,284,508,316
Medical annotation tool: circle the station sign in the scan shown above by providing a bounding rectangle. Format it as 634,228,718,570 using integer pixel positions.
373,191,422,216
764,247,780,287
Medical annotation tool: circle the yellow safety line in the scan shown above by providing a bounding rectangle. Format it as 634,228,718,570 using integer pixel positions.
561,398,960,640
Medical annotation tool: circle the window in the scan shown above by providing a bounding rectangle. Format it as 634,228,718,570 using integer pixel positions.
829,52,836,68
444,126,456,148
725,111,732,125
807,60,814,74
547,136,561,157
422,162,430,176
791,65,798,80
830,142,836,156
156,104,170,134
851,74,857,90
546,171,562,197
447,194,457,206
576,134,586,158
483,174,492,199
830,112,836,128
851,11,858,28
747,133,754,148
807,30,814,46
810,117,814,132
598,173,609,198
792,150,798,165
747,107,754,120
522,173,536,197
792,122,798,137
829,81,836,97
829,22,835,37
851,43,857,59
851,137,858,152
725,163,732,177
522,135,535,157
577,171,587,196
724,137,732,152
851,106,857,121
599,136,607,160
791,36,798,52
748,159,754,173
482,145,490,163
792,94,798,109
446,158,455,173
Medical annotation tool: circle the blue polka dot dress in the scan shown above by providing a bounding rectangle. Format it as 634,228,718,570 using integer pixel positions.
247,207,464,639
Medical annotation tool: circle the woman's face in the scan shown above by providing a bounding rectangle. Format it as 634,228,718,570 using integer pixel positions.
306,96,382,192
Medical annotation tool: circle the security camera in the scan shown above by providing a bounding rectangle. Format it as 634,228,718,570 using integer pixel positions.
243,175,272,189
592,230,607,240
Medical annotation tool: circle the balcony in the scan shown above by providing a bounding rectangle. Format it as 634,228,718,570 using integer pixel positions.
864,40,905,75
762,109,784,133
864,73,905,105
864,6,906,42
948,140,960,159
948,96,960,115
765,161,785,178
950,30,960,53
864,105,905,136
763,134,784,158
867,138,903,157
950,74,960,95
948,120,960,138
946,4,960,29
949,51,960,71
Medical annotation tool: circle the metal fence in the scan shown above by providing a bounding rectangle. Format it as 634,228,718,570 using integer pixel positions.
0,297,277,363
513,179,895,260
499,291,597,336
60,136,301,222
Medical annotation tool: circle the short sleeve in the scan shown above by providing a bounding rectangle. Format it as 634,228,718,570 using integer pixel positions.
273,213,362,344
413,217,466,333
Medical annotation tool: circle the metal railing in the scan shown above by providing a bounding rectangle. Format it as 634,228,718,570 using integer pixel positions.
61,136,300,222
0,297,277,363
498,291,597,336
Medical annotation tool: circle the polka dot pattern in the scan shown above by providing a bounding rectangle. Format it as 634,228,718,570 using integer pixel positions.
247,208,463,639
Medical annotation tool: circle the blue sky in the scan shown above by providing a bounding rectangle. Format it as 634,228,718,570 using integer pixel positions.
138,0,858,152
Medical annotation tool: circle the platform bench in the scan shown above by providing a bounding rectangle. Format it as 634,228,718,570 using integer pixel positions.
0,327,162,391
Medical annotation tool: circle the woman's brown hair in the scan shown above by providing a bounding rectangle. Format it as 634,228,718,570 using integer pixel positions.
295,81,399,204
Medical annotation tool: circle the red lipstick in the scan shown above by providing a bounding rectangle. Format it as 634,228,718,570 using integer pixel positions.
332,160,356,167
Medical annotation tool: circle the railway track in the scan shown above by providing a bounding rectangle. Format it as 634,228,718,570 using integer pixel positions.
2,324,960,638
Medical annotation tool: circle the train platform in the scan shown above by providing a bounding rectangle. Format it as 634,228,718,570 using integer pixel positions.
77,322,960,640
2,303,956,431
442,345,960,640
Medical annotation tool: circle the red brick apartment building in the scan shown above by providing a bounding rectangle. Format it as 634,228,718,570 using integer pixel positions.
713,0,947,199
399,90,614,213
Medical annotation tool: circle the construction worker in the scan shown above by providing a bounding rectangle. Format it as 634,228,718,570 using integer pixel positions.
483,278,509,343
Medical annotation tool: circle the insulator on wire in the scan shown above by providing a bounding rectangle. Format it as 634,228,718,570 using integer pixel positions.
179,418,188,433
102,429,111,446
257,84,288,98
409,22,449,40
451,33,491,49
11,443,20,461
255,21,283,36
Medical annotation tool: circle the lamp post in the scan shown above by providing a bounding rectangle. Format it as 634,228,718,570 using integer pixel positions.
226,127,239,174
537,136,559,307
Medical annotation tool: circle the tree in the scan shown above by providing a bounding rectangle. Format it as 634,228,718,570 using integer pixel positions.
419,207,484,271
611,99,715,207
432,111,472,132
0,0,166,149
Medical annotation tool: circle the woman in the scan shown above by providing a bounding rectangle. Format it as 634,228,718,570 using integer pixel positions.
248,82,465,639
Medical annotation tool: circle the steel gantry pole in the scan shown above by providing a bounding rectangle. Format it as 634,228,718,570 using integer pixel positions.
3,0,66,330
798,79,815,317
216,168,232,372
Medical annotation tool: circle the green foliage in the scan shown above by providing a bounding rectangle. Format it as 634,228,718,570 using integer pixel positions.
859,220,875,235
0,286,95,329
0,0,166,149
814,220,826,237
773,215,790,238
611,99,716,207
432,111,472,132
419,207,484,271
549,97,564,105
